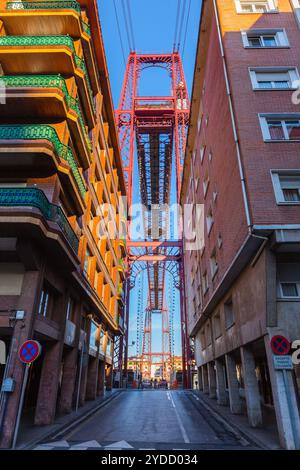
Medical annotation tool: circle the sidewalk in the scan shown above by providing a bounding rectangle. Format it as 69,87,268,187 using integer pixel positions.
194,390,281,450
16,389,122,450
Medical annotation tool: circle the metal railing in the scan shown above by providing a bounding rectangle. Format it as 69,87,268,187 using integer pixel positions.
0,124,86,198
0,35,94,109
0,187,79,252
6,1,91,36
1,74,92,152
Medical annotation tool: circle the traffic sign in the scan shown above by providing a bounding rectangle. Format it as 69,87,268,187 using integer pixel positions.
19,340,41,364
270,335,290,356
273,355,293,370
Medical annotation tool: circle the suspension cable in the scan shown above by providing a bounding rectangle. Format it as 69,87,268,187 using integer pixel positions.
173,0,181,52
177,0,187,52
182,0,192,59
126,0,136,52
113,0,127,67
122,0,133,52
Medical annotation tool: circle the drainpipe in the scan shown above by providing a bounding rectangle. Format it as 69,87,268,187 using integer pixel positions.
212,0,252,230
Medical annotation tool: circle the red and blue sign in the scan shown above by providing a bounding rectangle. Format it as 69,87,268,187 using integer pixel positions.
270,335,290,356
19,340,41,364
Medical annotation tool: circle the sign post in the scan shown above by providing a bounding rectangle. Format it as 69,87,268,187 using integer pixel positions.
270,335,300,450
12,340,41,449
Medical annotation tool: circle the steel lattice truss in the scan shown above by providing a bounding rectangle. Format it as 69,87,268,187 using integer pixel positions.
116,53,190,386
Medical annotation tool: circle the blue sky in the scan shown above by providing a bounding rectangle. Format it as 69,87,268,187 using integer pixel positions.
98,0,202,357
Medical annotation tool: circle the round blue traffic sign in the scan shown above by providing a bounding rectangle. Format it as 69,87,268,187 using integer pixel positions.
19,340,41,364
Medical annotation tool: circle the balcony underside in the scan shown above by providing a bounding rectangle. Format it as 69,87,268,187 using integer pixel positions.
0,11,87,39
0,89,90,168
0,208,79,271
0,141,84,214
0,47,95,127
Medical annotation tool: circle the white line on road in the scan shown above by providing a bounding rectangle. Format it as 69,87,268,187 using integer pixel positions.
169,393,190,444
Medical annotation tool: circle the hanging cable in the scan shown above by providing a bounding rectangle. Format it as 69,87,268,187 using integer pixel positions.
182,0,191,59
173,0,181,52
126,0,136,52
122,0,133,52
113,0,127,67
177,0,187,52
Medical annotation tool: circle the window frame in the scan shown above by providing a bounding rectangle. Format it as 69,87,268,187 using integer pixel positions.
259,114,300,142
271,170,300,205
236,0,277,14
279,282,300,299
241,28,289,48
249,67,299,91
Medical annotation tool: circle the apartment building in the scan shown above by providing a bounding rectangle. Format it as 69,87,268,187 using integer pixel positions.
0,0,126,448
181,0,300,450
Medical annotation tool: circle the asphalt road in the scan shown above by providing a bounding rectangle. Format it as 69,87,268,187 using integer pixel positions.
36,390,257,450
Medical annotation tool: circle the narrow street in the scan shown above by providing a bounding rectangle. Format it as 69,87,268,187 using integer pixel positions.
34,391,258,451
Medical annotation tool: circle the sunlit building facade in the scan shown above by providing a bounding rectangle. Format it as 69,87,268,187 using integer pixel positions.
0,0,126,448
181,0,300,450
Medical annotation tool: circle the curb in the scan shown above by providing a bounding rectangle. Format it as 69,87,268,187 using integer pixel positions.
192,392,270,450
20,390,123,450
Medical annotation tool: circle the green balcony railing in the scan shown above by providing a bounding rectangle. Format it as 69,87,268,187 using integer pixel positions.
6,1,91,36
0,124,86,198
0,35,95,109
1,74,92,152
0,187,79,253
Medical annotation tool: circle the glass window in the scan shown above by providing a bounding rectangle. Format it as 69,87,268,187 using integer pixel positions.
281,283,299,297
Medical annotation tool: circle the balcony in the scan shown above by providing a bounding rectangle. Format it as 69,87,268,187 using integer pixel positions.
0,74,92,165
0,187,79,253
0,35,95,125
0,124,86,200
0,1,91,38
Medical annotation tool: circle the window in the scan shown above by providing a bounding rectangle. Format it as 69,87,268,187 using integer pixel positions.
224,298,235,329
236,0,277,13
83,246,91,276
272,172,300,203
89,320,98,351
277,262,300,298
106,336,112,356
206,323,212,346
203,172,210,197
206,208,214,234
280,283,300,298
242,29,289,48
200,145,206,162
213,312,222,339
202,271,209,294
99,329,105,353
66,297,75,322
250,68,299,90
210,250,218,278
260,115,300,141
38,284,54,318
200,329,206,350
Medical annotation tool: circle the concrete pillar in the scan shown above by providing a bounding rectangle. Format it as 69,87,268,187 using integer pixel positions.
241,346,263,428
105,364,113,391
78,355,88,406
201,365,209,394
215,358,228,406
197,367,203,391
0,271,41,448
35,341,62,425
225,353,242,414
207,362,217,398
85,356,98,400
264,335,300,450
97,360,105,396
58,348,78,414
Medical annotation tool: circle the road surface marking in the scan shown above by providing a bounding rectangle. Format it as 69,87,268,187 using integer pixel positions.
169,392,190,444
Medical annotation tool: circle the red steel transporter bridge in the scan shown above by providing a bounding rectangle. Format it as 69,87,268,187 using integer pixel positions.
114,52,191,388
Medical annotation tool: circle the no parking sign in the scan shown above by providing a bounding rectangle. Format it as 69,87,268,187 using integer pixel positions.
19,340,41,364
